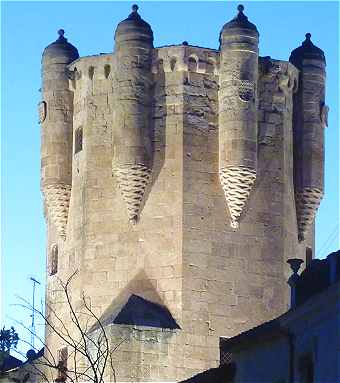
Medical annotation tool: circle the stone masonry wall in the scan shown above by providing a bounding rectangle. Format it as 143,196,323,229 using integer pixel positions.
180,52,313,375
44,46,315,382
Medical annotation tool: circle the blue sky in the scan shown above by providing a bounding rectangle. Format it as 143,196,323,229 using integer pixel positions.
1,1,339,356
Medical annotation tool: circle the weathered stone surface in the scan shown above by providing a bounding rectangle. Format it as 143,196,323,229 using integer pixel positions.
41,32,78,239
41,24,320,383
112,7,154,224
290,35,327,241
219,7,259,229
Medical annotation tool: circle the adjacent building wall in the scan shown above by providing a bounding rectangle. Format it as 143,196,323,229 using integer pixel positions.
227,281,340,383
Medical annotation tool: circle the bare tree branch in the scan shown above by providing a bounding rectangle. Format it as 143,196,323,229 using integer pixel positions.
12,272,125,383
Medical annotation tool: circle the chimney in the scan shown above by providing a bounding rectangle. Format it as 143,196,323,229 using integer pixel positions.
287,258,304,308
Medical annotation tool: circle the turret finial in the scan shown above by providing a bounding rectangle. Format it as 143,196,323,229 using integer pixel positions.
302,33,313,47
56,29,67,42
220,2,258,34
235,4,249,23
127,3,141,20
237,4,245,13
58,29,65,38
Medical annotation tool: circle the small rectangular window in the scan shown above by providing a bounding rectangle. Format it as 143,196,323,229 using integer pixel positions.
75,127,83,154
49,244,58,276
57,347,68,382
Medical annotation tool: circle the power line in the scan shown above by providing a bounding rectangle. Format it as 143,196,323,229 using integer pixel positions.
316,224,339,258
319,231,339,259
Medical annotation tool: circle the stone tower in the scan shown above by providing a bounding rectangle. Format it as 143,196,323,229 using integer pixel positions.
40,4,328,382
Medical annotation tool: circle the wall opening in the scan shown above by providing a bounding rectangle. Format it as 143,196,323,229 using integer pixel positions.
206,59,215,74
74,127,83,154
57,347,68,382
70,67,79,90
49,244,58,276
158,59,164,73
88,66,95,80
170,57,177,72
188,56,198,72
104,64,111,79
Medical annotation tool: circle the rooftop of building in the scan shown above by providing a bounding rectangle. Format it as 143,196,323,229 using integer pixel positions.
0,353,23,372
179,363,236,383
220,250,340,354
295,250,340,306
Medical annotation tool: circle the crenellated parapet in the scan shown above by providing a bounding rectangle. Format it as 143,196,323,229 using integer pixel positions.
257,58,299,153
258,57,299,112
152,45,219,75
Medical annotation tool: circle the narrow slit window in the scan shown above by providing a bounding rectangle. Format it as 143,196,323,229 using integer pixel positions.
188,57,198,72
170,57,177,72
206,60,215,74
70,67,79,90
49,244,58,276
104,64,111,79
88,66,95,80
57,347,68,382
158,59,164,73
75,127,83,154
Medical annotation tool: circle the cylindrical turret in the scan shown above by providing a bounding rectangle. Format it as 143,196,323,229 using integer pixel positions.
290,33,327,241
112,4,153,224
218,5,259,229
40,30,79,239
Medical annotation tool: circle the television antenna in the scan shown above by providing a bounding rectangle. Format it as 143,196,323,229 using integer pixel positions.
29,277,41,348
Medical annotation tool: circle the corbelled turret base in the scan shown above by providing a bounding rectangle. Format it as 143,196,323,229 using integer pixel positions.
219,166,257,229
295,187,323,241
43,183,71,239
113,164,152,224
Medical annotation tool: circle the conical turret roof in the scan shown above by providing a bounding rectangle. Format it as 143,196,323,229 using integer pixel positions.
221,5,258,35
289,33,325,69
42,29,79,65
114,4,153,46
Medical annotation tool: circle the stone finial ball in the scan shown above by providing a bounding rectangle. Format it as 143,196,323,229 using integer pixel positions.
132,4,139,12
305,33,312,40
237,4,245,12
58,29,65,37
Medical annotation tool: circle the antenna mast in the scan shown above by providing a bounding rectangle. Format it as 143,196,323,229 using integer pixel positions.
30,277,40,348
